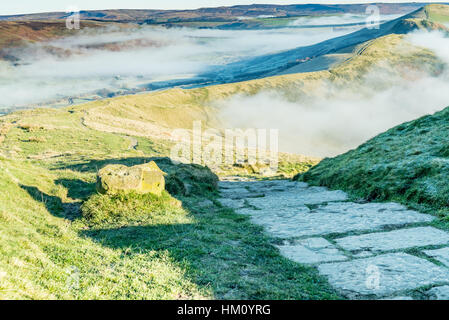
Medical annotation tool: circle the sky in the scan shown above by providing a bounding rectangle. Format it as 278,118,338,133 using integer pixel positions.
0,0,441,16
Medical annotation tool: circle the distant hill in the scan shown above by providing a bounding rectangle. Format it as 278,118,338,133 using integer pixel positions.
0,3,432,23
0,3,429,60
0,20,109,54
1,4,446,112
151,5,448,89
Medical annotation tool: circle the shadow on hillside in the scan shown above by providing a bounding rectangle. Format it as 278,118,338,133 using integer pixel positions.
79,218,234,297
20,184,82,221
81,223,195,253
20,177,97,220
78,193,324,300
53,156,173,173
55,178,96,201
21,185,63,217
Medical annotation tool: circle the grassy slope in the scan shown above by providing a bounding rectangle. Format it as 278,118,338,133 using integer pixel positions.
426,4,449,23
74,32,439,177
0,106,338,299
301,106,449,216
0,11,445,298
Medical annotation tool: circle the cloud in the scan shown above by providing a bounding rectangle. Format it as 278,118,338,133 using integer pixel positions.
290,13,402,27
218,31,449,158
407,30,449,64
0,24,354,109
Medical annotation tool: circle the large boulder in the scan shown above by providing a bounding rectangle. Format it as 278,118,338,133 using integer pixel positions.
96,161,165,196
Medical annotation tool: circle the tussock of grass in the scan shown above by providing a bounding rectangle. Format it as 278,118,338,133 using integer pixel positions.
81,191,183,227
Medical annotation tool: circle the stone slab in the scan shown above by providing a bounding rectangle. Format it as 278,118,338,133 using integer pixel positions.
237,206,313,238
336,227,449,253
318,253,449,297
247,188,348,209
219,187,265,199
321,201,420,214
427,286,449,300
424,247,449,267
217,198,246,209
277,237,348,264
246,180,308,193
353,251,374,258
235,205,434,239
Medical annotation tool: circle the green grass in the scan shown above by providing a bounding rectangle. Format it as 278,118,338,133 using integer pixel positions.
80,193,341,300
0,159,203,299
0,157,340,299
426,4,449,23
81,191,184,227
0,107,339,299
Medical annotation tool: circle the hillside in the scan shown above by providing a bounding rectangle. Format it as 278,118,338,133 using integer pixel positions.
78,32,442,140
0,24,440,163
0,20,119,57
1,5,445,113
426,3,449,23
0,81,335,299
301,105,449,217
0,101,338,299
195,6,447,86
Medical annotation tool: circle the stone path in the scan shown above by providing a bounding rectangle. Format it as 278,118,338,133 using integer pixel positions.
218,178,449,300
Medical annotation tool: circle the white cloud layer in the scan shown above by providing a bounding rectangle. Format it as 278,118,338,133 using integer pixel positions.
219,30,449,157
290,13,402,26
0,24,356,108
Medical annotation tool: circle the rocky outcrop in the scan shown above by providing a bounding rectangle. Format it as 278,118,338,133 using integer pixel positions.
96,161,165,196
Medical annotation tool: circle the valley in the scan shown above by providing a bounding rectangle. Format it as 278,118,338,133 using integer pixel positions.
0,3,433,113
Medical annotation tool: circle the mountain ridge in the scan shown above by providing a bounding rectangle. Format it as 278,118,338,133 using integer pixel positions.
0,3,430,22
148,6,448,89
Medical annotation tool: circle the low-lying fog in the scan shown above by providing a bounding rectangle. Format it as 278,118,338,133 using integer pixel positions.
290,13,402,27
219,31,449,158
2,14,444,161
0,22,359,110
